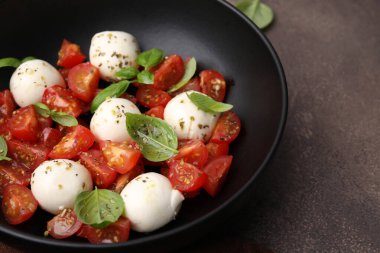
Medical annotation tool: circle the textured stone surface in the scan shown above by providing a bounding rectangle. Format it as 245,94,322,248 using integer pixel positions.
1,0,380,252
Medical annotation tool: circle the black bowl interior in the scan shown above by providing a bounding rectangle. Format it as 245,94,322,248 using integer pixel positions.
0,0,287,251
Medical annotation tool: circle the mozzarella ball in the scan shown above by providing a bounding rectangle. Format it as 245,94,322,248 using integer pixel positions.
164,91,220,141
90,97,141,142
89,31,140,81
10,59,65,107
121,172,184,232
31,159,93,215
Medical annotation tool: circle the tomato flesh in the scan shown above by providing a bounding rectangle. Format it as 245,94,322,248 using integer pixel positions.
47,209,82,239
42,85,83,117
0,160,31,195
0,89,16,119
167,160,207,192
169,140,208,169
49,125,95,159
153,54,185,90
68,62,100,102
144,105,165,119
136,86,171,108
79,149,117,189
206,142,229,159
57,39,86,68
39,127,63,149
2,184,38,225
111,160,144,193
199,70,226,102
210,111,241,144
7,139,49,170
100,141,141,174
7,105,39,142
202,155,233,197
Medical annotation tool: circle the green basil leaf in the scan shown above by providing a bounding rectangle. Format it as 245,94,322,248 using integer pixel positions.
137,70,154,84
74,188,124,228
236,0,274,29
90,80,130,113
0,57,21,68
187,92,233,113
0,136,11,161
21,56,36,63
167,57,197,93
51,111,78,127
126,113,178,162
115,67,139,80
136,48,164,69
33,103,51,118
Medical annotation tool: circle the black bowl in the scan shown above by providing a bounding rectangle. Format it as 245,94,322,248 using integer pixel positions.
0,0,287,251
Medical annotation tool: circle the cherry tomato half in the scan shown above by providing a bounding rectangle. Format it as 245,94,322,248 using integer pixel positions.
202,155,233,197
111,160,144,193
57,39,86,68
39,127,62,149
68,62,100,103
170,76,201,97
210,111,241,144
7,105,39,142
47,208,82,239
206,142,229,159
42,85,83,117
168,140,208,169
0,160,31,195
0,89,16,119
153,54,185,91
167,160,207,192
7,139,49,170
144,105,165,119
199,70,226,102
136,86,171,108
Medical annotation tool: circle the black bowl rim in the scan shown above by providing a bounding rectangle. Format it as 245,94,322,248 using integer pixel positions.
0,0,288,249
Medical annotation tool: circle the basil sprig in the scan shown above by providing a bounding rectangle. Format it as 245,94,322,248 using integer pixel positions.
0,136,11,161
126,113,178,162
136,48,164,70
90,80,130,113
168,57,197,93
236,0,274,29
33,103,78,127
74,188,124,228
0,56,36,69
187,92,233,113
115,67,139,80
137,70,154,84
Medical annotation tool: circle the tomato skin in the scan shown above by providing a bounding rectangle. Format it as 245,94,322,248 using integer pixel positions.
79,149,117,189
168,140,208,169
0,160,31,195
2,184,38,225
199,70,226,102
0,89,16,119
39,127,62,149
144,105,165,119
170,77,201,96
68,62,100,103
167,160,207,192
100,141,141,174
111,160,144,193
153,55,185,90
57,39,86,68
37,114,53,129
47,209,82,239
59,68,70,81
136,86,171,108
42,85,83,117
7,105,39,142
210,111,241,144
120,93,137,104
49,125,95,159
77,217,130,244
202,155,233,197
7,139,49,170
206,142,229,159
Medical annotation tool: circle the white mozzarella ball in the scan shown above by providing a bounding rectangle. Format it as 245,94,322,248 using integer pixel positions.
90,97,141,142
120,172,184,233
31,159,93,215
89,31,140,81
164,91,220,141
10,59,65,107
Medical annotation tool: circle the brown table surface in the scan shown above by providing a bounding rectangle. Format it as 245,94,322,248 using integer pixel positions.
1,0,380,252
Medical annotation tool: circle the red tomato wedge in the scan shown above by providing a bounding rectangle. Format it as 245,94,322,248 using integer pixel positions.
47,209,82,239
57,39,86,68
42,85,83,117
2,184,38,225
206,142,229,159
0,160,31,195
170,76,201,96
210,111,241,144
7,139,49,170
153,54,185,90
168,140,208,169
7,105,39,142
59,68,70,81
136,86,171,108
167,160,207,192
100,141,141,174
111,160,144,193
0,89,16,119
144,105,165,119
79,149,117,189
49,125,95,159
39,127,62,149
199,70,226,102
37,114,53,129
202,155,233,197
68,62,100,102
77,217,130,244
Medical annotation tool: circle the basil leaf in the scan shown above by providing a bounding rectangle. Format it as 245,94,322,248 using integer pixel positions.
137,70,154,85
90,80,130,113
236,0,274,29
126,113,178,162
0,57,21,68
0,136,11,161
167,57,197,93
51,111,78,127
21,56,36,63
187,92,233,113
115,67,139,80
34,103,51,118
136,48,164,69
74,188,124,228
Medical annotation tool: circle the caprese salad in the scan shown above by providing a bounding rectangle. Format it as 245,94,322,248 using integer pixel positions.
0,31,241,244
